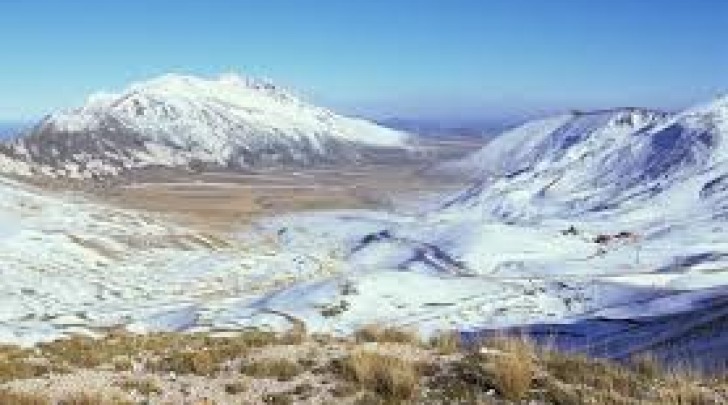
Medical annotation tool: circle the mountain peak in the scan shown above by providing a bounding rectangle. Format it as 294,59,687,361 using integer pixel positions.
116,72,299,104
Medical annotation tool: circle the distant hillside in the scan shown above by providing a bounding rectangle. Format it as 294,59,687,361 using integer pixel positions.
377,117,509,140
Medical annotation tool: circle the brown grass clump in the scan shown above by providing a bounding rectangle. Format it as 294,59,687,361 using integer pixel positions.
653,368,718,405
224,380,248,395
630,352,662,380
429,331,461,354
338,350,419,401
261,392,292,405
483,335,537,400
0,359,48,382
57,391,133,405
0,389,50,405
539,346,728,404
116,377,162,396
38,336,104,369
148,349,219,376
0,327,725,404
111,356,133,372
0,344,53,382
330,382,360,398
428,335,538,402
35,329,283,374
353,324,420,345
240,358,303,381
543,349,650,400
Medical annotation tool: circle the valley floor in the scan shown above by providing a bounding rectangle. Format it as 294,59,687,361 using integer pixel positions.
94,164,465,231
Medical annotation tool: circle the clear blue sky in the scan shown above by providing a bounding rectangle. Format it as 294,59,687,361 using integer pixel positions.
0,0,726,121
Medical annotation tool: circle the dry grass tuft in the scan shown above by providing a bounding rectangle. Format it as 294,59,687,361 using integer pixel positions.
0,389,50,405
483,335,537,400
338,350,419,401
429,330,461,354
261,392,292,405
147,349,219,376
116,377,162,396
240,358,303,381
653,368,719,405
224,380,248,395
38,336,104,369
353,324,420,345
0,359,49,382
57,391,133,405
0,327,725,404
630,352,662,379
111,356,133,372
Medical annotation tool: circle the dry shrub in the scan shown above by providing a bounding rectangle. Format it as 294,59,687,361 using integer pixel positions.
354,324,420,345
148,349,218,376
429,331,461,354
57,391,133,405
0,359,47,382
240,358,303,381
287,382,314,399
111,356,133,372
0,389,50,405
339,350,419,400
330,382,359,398
235,329,292,347
544,349,643,397
483,335,536,400
261,392,292,405
37,330,278,372
116,377,162,396
224,380,248,395
654,368,718,405
38,336,103,368
630,352,662,379
310,332,338,345
279,329,306,346
539,346,727,404
539,376,583,405
0,343,50,382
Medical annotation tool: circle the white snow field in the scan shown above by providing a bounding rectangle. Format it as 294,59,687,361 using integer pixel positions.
0,177,347,346
1,94,727,368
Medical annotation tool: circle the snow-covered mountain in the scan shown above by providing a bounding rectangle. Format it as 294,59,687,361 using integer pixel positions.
4,73,413,178
440,98,728,221
250,95,728,366
438,108,668,178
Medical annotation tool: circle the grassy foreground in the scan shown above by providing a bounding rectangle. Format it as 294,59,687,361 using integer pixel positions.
0,325,725,404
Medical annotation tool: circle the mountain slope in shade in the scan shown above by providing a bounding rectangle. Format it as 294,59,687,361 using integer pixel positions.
5,73,413,178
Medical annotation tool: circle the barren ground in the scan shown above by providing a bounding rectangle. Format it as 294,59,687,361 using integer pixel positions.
87,163,466,232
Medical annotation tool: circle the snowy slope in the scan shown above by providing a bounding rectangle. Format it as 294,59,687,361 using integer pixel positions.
0,176,351,345
4,73,413,178
239,96,728,365
440,98,728,222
